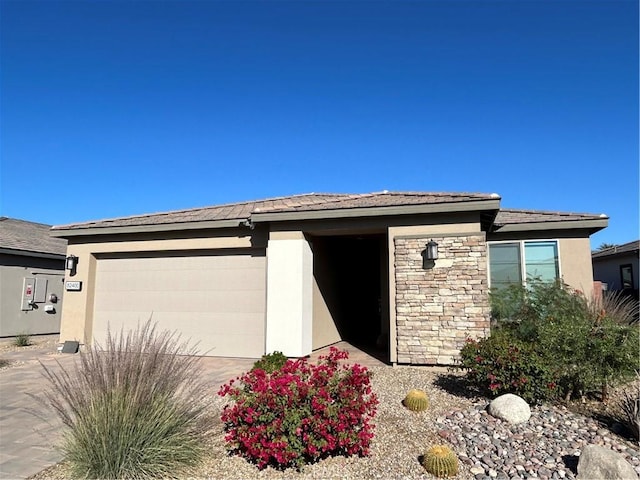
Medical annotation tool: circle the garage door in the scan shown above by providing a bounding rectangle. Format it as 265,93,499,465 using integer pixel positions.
92,250,266,358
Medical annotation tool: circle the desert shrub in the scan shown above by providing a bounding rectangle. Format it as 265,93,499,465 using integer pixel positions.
0,358,10,368
219,347,378,470
614,379,640,441
40,321,211,479
252,351,288,373
14,333,31,347
459,330,559,403
467,280,640,403
590,290,639,326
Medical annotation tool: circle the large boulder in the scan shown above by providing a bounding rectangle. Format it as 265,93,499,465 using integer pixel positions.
488,393,531,424
577,445,639,480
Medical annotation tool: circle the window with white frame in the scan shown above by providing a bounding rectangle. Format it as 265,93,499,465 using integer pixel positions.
488,240,560,289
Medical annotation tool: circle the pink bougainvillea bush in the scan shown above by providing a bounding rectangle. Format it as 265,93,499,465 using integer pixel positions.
218,347,378,470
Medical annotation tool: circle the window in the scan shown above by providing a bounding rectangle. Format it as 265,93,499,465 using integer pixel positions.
620,264,634,289
488,240,560,288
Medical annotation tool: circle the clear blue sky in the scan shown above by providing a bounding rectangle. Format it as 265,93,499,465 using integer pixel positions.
1,0,637,247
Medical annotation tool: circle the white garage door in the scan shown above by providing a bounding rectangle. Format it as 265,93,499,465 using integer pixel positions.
92,251,266,358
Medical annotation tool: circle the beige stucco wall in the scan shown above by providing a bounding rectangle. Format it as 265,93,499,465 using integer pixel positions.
558,237,595,295
59,231,259,345
265,232,313,357
312,275,341,350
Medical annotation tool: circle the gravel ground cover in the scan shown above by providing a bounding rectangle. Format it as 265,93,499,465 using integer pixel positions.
437,403,640,480
0,335,59,370
0,334,59,355
30,365,639,480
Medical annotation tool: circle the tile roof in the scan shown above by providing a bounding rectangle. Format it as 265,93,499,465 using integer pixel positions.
592,240,639,259
494,209,608,227
0,217,67,256
51,191,499,231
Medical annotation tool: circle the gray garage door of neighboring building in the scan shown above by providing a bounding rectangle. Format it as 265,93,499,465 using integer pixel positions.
92,250,266,358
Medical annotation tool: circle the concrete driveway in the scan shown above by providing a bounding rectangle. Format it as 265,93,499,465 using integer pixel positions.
0,338,384,479
0,341,74,479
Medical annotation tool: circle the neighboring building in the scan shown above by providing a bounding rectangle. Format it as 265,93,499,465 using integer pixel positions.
0,217,67,337
592,240,639,295
51,192,607,365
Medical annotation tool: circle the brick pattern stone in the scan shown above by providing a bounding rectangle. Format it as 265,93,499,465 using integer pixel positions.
394,235,490,365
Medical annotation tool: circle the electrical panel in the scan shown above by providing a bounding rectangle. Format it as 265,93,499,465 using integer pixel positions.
34,278,48,303
21,277,35,311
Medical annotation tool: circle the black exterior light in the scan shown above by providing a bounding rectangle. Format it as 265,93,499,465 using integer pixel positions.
425,240,439,261
65,255,78,272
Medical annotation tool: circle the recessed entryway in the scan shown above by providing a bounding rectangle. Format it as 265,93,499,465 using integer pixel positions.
311,234,389,362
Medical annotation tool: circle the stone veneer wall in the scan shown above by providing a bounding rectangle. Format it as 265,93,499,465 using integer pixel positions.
394,234,490,365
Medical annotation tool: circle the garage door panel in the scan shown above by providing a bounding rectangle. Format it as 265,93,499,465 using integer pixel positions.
95,290,265,314
93,252,266,358
97,267,265,292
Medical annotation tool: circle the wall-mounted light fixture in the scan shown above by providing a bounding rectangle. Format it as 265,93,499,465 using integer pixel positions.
425,240,439,261
65,255,78,274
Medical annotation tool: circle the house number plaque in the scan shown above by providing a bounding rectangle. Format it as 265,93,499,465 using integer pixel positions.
65,281,83,292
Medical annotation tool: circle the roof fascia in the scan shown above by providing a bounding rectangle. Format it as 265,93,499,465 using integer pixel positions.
50,219,244,238
592,249,639,259
250,199,501,223
0,248,65,260
494,219,608,233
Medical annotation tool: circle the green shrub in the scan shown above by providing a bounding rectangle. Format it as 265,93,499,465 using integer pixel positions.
40,321,211,479
14,333,31,347
252,351,288,374
464,280,639,403
459,329,559,403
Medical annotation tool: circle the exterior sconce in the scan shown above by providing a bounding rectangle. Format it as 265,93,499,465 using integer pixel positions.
425,240,439,261
65,255,78,275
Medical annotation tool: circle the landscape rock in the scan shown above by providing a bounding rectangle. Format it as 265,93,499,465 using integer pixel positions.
577,444,639,480
488,394,531,424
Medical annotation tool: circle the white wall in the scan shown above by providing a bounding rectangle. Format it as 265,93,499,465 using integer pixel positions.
265,233,313,357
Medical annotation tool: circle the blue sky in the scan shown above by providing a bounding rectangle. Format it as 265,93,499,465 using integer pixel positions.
1,0,637,247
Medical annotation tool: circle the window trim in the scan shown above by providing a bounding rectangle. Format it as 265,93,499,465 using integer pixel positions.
620,264,634,290
487,239,562,288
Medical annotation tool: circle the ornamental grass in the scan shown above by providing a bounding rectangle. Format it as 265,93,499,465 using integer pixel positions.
40,321,212,479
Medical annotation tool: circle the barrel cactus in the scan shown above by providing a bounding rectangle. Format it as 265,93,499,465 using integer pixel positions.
422,445,458,477
402,389,429,412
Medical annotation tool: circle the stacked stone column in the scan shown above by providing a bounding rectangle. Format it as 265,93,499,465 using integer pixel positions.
394,234,490,365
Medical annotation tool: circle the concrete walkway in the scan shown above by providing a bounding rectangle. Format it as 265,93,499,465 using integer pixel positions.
0,339,385,479
0,341,75,479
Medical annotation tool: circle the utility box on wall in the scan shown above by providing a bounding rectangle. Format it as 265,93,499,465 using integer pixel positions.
21,277,52,311
21,277,36,311
0,217,68,337
1,259,66,336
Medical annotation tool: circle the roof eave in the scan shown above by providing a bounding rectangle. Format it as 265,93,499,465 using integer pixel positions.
493,218,608,233
50,219,245,238
592,248,640,260
0,247,66,260
250,199,501,222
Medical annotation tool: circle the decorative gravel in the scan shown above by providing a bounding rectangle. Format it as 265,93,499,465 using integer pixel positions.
30,365,640,480
436,403,640,480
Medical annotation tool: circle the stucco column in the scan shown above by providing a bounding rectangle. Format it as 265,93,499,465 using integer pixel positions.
265,231,313,357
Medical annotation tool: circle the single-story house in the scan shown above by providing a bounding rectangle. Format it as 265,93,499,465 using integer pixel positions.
51,192,608,365
592,240,639,295
0,217,67,337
